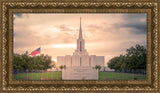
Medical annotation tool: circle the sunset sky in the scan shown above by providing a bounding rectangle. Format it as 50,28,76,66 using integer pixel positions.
13,13,146,65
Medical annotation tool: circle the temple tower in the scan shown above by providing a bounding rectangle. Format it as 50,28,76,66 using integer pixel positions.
73,17,88,55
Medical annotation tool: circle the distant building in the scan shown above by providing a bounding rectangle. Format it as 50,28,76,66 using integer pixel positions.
57,18,105,70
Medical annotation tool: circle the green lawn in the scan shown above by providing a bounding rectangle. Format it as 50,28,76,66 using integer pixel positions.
99,72,146,80
13,72,62,80
13,71,146,80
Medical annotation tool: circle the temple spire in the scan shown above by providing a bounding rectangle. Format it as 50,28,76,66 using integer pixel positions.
74,17,88,55
79,17,82,39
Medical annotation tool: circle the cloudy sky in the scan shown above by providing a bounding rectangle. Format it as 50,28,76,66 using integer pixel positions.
13,13,146,65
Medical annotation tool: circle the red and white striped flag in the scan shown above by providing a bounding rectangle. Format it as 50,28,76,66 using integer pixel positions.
30,47,41,56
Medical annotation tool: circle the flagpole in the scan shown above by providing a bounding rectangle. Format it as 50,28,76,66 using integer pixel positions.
40,44,41,56
38,45,41,80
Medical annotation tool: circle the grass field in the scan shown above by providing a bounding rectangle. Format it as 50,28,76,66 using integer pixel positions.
13,71,146,80
99,72,146,80
13,72,62,80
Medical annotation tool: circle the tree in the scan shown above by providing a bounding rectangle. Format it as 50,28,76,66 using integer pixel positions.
107,44,146,72
95,65,101,71
13,52,53,71
126,44,146,70
50,61,56,69
59,65,66,71
13,54,24,70
59,65,64,71
63,65,66,69
107,57,120,71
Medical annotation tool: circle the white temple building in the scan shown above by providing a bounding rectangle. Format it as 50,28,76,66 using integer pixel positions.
56,18,105,71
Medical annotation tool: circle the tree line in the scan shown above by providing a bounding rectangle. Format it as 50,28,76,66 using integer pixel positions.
107,44,146,72
13,51,55,71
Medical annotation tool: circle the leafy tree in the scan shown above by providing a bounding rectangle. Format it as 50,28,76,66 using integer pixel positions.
59,65,66,70
59,65,64,70
13,51,53,71
95,65,101,71
107,57,120,71
126,44,146,70
107,44,146,72
63,65,66,69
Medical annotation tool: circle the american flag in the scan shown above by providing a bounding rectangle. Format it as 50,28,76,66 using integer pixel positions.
30,47,41,56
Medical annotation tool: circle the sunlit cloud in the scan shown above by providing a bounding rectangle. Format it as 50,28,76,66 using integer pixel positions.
52,59,57,63
51,44,76,48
